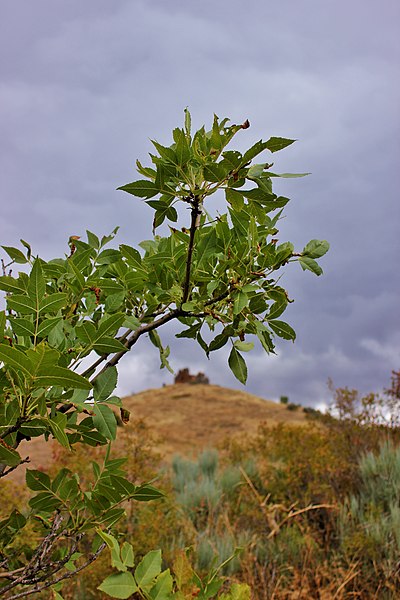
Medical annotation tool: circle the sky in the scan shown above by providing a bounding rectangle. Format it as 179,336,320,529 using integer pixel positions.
1,0,399,408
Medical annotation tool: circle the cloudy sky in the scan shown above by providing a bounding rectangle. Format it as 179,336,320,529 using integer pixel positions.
1,0,399,408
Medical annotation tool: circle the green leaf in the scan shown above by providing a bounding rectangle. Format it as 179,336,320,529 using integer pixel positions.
264,137,296,153
267,171,310,178
132,484,164,502
268,319,296,341
209,331,229,352
151,140,178,163
0,509,27,538
174,128,191,165
10,318,35,337
233,341,254,352
96,249,122,265
20,418,47,437
119,244,143,269
184,107,191,137
149,569,174,599
7,294,36,315
33,366,92,390
71,248,93,272
1,245,28,264
47,413,71,449
228,347,247,384
93,404,117,440
27,343,59,372
181,302,195,312
93,366,118,402
105,292,125,313
247,163,267,179
123,315,141,330
96,530,122,568
0,310,5,335
241,140,269,165
298,256,323,276
136,160,156,180
302,239,330,259
37,317,63,338
98,572,138,599
93,337,127,355
147,200,178,230
248,294,267,314
0,276,26,294
117,180,159,199
86,230,100,249
121,542,135,568
195,228,217,264
233,291,248,315
29,492,61,513
26,469,51,492
28,259,46,304
225,188,244,211
0,345,33,377
0,439,21,467
204,163,227,183
135,549,162,590
176,322,201,339
97,313,125,337
40,293,68,314
256,326,275,353
20,239,32,260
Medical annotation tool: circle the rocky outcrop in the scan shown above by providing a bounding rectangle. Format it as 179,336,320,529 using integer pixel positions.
174,368,209,385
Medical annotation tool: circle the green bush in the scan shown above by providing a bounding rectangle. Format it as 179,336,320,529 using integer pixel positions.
339,441,400,594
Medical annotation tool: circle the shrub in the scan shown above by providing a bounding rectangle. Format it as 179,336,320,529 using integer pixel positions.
339,441,400,595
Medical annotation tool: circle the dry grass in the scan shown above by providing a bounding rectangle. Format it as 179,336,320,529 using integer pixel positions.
122,384,306,458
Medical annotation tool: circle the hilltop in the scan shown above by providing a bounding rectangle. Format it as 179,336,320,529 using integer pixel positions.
122,383,306,457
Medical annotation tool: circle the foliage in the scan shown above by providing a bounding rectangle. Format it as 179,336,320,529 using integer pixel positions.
339,442,400,591
97,541,251,600
0,111,328,597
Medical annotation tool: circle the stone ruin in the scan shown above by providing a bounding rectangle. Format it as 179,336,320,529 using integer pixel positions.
174,368,210,385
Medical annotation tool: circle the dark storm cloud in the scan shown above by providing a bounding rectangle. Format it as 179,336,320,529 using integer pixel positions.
0,0,399,406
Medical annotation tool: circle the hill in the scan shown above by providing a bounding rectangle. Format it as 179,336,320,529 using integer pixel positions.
121,383,306,456
11,384,306,484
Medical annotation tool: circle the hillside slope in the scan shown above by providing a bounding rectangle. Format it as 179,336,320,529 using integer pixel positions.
11,384,306,483
123,383,306,457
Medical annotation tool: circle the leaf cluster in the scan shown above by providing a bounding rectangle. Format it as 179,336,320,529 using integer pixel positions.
0,111,328,597
98,541,249,600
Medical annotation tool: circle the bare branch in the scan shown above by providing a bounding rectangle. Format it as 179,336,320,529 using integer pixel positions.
2,543,106,600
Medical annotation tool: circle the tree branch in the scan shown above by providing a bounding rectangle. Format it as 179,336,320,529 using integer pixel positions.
0,419,27,441
2,543,106,600
0,457,30,479
182,197,202,304
90,308,183,384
